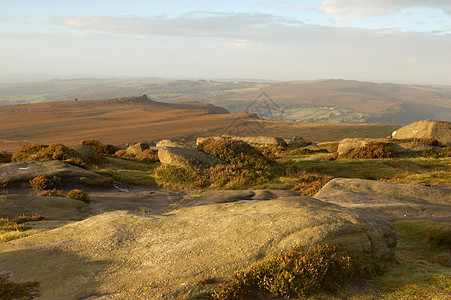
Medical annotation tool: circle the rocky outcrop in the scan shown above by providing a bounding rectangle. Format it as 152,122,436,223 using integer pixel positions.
392,120,451,146
0,194,90,220
158,147,224,170
287,136,310,147
156,139,190,149
0,197,396,299
315,178,451,221
197,135,287,147
337,138,439,156
0,160,107,187
126,142,149,156
189,189,300,206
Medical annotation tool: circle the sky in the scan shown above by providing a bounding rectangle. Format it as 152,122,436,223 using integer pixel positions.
1,0,450,84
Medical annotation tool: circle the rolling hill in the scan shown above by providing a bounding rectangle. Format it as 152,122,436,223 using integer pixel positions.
1,78,449,126
0,95,397,152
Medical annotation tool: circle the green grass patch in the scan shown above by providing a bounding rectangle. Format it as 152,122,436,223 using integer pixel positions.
295,157,450,186
90,157,157,185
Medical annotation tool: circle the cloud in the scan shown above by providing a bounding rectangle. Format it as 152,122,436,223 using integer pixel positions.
52,12,304,38
319,0,451,21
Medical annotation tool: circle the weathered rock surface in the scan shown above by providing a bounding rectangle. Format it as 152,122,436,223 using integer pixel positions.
315,178,451,221
191,189,299,206
0,194,90,220
70,145,93,157
156,139,190,149
197,135,287,147
158,147,224,170
0,197,396,299
392,119,451,146
287,136,310,147
125,142,149,156
337,138,439,156
0,160,104,187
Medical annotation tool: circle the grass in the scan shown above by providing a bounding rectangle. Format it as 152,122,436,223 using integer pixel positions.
337,220,451,300
90,157,157,185
294,157,451,186
0,215,46,243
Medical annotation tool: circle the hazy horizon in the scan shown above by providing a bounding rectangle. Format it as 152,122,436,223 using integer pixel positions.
1,1,450,85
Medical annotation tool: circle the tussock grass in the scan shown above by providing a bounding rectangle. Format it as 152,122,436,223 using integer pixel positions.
0,215,46,243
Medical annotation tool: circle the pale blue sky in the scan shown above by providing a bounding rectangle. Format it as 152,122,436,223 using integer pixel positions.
1,0,450,84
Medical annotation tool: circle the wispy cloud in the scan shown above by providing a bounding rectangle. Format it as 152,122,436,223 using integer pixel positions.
319,0,451,21
52,12,304,38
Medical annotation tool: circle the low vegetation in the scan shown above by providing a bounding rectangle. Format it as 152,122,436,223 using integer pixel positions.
0,151,12,163
339,142,394,159
114,148,159,163
29,175,61,191
212,243,389,299
37,189,67,197
81,139,116,156
0,215,46,243
155,138,284,189
66,189,90,203
12,143,85,167
407,137,443,147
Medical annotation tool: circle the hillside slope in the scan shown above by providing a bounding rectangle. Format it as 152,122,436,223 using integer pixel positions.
1,79,449,125
0,95,397,151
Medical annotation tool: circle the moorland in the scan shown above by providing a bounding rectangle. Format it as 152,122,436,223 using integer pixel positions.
1,78,450,125
0,89,450,299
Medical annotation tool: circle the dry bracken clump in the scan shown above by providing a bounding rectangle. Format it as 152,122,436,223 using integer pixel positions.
67,189,90,203
29,176,62,191
339,142,393,159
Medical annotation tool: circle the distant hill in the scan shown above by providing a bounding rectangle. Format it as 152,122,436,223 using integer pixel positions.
217,80,451,125
1,78,449,125
0,95,397,151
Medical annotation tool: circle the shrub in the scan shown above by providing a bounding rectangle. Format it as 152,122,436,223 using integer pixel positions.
67,189,90,203
0,151,12,163
114,148,159,163
135,149,159,163
81,139,117,156
29,176,61,191
426,224,451,250
339,142,393,159
407,138,443,147
11,214,46,224
12,143,85,167
212,244,389,299
286,168,333,196
439,146,451,158
197,138,282,185
37,189,67,197
114,149,128,158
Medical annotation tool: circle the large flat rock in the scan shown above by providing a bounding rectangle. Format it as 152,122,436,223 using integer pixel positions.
0,160,103,187
315,178,451,221
392,120,451,146
0,194,91,220
0,197,396,299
